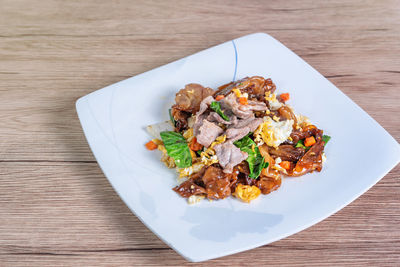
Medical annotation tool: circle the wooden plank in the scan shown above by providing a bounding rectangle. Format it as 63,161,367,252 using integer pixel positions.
0,30,399,161
1,0,399,265
0,162,399,265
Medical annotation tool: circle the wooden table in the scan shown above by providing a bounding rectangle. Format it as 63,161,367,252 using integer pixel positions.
1,0,399,266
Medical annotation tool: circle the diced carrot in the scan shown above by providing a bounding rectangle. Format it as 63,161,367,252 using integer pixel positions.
304,136,316,147
189,137,203,151
215,95,225,101
294,164,303,173
280,93,290,102
279,161,291,170
145,140,158,150
239,97,248,105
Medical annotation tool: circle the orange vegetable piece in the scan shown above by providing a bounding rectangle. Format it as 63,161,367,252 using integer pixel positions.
239,97,248,105
189,137,203,151
145,140,158,150
215,95,225,101
280,93,290,102
304,136,316,147
279,161,291,170
294,164,303,173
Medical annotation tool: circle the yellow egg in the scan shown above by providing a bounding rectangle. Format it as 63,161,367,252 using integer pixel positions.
234,184,261,203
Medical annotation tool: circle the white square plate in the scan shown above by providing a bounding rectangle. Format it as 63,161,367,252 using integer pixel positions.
76,33,400,262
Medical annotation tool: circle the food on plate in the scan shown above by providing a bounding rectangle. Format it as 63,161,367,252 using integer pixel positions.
146,76,330,203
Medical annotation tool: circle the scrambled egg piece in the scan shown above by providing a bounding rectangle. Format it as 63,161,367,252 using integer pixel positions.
296,114,312,128
182,128,194,142
158,144,176,168
232,89,248,99
264,92,283,110
254,117,294,148
177,162,205,178
234,184,261,203
200,135,226,165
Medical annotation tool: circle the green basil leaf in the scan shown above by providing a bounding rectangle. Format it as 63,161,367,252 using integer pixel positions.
210,101,230,121
322,135,331,145
168,108,176,126
160,131,192,168
233,133,254,149
233,135,268,179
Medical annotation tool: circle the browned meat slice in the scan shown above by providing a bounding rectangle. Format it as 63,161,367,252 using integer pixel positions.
173,180,206,198
290,125,323,144
214,141,248,173
196,120,223,147
292,140,324,176
278,106,297,125
214,76,276,102
173,84,214,113
268,145,305,162
221,93,267,119
225,116,263,142
201,166,232,200
255,176,282,194
171,108,190,132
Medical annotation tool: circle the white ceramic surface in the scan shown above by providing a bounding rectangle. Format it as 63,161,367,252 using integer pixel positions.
76,33,400,262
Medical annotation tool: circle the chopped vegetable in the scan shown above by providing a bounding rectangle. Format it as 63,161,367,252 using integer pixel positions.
239,97,248,105
322,135,331,145
294,164,303,173
215,95,225,101
280,93,290,102
234,135,269,179
304,136,316,147
295,139,306,149
279,161,291,170
210,101,230,121
145,140,158,150
189,137,203,151
160,131,192,168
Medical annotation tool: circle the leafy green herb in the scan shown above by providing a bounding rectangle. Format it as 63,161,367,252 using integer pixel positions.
295,139,307,149
295,139,311,151
234,135,269,179
168,108,176,126
322,135,331,145
210,101,230,121
160,131,192,168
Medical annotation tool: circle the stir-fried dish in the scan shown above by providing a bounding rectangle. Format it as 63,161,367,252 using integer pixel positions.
145,76,331,204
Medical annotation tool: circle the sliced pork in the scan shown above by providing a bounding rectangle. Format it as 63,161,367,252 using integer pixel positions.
221,93,267,119
225,115,263,142
196,120,224,147
214,141,248,173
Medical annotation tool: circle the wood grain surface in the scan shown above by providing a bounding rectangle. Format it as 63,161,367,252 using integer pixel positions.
1,0,399,266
